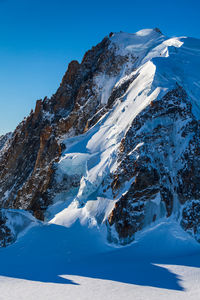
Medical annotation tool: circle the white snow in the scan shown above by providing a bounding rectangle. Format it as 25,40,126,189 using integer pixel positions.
0,220,200,299
95,74,118,105
1,28,200,299
58,152,91,177
50,28,200,231
110,29,166,59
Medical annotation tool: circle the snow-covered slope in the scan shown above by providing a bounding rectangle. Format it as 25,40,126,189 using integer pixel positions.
0,219,200,300
0,28,200,248
1,27,200,299
45,29,200,245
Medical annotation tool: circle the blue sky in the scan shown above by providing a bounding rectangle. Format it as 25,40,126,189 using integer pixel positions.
0,0,199,135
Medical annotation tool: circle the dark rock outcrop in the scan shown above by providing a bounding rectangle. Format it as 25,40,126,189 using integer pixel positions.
0,34,136,231
0,31,200,247
107,86,200,244
0,210,14,247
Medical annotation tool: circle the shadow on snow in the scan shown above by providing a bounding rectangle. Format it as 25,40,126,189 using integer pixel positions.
0,222,199,291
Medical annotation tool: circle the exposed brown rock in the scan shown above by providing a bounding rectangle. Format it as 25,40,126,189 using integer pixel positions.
0,31,199,248
0,33,136,233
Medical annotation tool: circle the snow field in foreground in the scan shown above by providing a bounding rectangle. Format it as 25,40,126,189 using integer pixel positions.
0,220,199,299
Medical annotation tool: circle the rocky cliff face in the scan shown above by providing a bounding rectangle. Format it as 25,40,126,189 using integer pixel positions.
0,35,131,219
1,28,200,247
107,86,200,244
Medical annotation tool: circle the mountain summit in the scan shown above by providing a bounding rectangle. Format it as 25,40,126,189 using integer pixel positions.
0,29,200,246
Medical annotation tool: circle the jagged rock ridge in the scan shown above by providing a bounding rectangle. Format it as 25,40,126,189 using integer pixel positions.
0,28,200,246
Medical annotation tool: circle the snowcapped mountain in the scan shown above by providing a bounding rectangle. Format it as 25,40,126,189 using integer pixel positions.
0,28,200,247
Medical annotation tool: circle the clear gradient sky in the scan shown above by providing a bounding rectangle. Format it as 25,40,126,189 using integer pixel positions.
0,0,199,135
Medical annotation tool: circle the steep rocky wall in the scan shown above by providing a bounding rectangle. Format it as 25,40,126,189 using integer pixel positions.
0,133,12,152
0,35,136,224
107,86,200,244
1,30,200,247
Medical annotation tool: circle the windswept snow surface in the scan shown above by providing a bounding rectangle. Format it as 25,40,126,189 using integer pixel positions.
0,220,200,299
